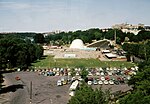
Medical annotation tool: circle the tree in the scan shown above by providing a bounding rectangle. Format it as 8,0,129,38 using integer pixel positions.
120,90,150,104
71,68,76,77
116,37,121,44
34,33,45,43
120,61,150,104
68,84,110,104
94,32,102,40
0,36,43,70
80,68,88,80
104,29,114,40
128,66,150,93
126,33,134,42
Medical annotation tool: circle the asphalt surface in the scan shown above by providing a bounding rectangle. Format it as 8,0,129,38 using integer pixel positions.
1,72,70,104
1,71,132,104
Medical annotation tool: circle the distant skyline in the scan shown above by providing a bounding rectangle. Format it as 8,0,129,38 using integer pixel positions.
0,0,150,32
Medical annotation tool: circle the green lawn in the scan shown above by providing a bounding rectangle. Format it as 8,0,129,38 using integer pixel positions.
32,55,135,68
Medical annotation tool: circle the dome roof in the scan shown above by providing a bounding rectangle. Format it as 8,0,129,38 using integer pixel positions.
70,39,85,49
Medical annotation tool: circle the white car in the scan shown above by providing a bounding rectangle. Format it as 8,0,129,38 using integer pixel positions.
55,72,60,76
56,68,59,71
109,67,113,70
106,67,109,71
132,71,136,75
98,80,103,85
78,77,83,81
75,68,78,71
101,77,105,81
114,68,117,71
109,80,114,85
57,80,62,86
67,68,71,71
69,91,75,96
60,68,64,71
99,67,103,71
100,72,104,76
53,68,56,71
72,77,76,81
87,81,92,85
76,72,80,76
108,72,112,76
96,72,100,76
88,72,93,76
104,80,109,85
135,66,139,71
78,68,81,72
68,72,71,76
126,75,131,80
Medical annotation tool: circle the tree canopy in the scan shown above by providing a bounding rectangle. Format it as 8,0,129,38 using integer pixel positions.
120,65,150,104
68,83,110,104
0,36,43,70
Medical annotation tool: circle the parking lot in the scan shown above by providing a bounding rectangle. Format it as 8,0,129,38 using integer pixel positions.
1,66,138,104
1,72,70,104
36,66,138,86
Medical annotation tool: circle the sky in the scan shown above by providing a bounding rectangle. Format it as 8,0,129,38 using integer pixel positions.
0,0,150,32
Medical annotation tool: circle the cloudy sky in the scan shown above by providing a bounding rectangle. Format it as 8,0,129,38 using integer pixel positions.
0,0,150,32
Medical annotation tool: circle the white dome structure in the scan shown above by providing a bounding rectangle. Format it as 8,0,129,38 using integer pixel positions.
70,39,85,49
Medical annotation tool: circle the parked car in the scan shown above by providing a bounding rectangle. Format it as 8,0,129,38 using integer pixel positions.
100,77,105,81
104,80,109,85
68,72,71,76
114,80,120,85
109,80,114,85
96,72,100,76
69,91,75,96
98,80,103,85
15,76,20,81
105,76,110,81
108,71,112,76
87,81,92,85
100,72,104,76
63,80,67,85
55,72,60,76
93,80,98,85
57,80,62,86
78,77,83,81
88,72,93,76
76,72,80,76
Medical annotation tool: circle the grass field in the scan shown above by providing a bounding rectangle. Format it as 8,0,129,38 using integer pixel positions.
32,55,135,68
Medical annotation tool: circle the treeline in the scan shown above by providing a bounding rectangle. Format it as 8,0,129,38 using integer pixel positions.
0,36,43,70
45,29,104,45
44,29,150,45
0,32,36,39
122,40,150,60
0,32,44,44
1,29,150,46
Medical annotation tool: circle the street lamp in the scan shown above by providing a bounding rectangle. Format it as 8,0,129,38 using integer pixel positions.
20,80,32,103
7,60,10,69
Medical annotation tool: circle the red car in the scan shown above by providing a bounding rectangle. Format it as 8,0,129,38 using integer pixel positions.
15,76,20,80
